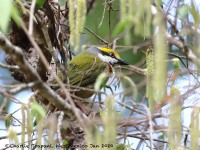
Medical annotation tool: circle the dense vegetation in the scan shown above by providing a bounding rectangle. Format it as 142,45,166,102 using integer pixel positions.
0,0,200,149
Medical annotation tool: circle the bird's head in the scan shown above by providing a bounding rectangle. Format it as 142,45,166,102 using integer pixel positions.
86,47,129,65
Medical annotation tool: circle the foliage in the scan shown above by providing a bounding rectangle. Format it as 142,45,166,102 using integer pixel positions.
0,0,20,32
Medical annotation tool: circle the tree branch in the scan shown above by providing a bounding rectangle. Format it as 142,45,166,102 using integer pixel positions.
0,31,71,111
166,16,200,67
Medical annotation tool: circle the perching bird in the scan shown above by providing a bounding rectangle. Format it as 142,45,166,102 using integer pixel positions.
55,47,129,99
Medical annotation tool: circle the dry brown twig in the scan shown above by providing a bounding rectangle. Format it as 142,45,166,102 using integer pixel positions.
0,31,71,111
0,62,19,69
28,0,36,35
166,16,200,67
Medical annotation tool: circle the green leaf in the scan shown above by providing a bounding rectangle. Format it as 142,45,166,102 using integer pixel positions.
11,5,21,27
112,18,132,38
62,139,69,147
5,114,12,129
116,144,126,150
31,102,46,122
0,0,12,32
121,76,137,98
158,132,166,139
94,72,107,91
190,1,200,28
178,5,189,19
172,58,181,70
36,0,45,8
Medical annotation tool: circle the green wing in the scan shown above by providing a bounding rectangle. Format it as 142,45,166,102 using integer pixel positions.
68,52,106,87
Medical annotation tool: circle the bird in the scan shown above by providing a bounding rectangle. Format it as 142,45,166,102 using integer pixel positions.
54,47,129,99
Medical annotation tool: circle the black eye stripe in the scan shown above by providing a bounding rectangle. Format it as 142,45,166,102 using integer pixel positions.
101,51,115,58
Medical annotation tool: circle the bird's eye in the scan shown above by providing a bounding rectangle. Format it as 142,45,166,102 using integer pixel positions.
109,52,115,58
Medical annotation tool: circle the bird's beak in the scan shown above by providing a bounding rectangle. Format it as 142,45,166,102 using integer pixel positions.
117,58,129,65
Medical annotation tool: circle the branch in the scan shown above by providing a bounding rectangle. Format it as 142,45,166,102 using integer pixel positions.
98,0,107,28
84,27,109,45
0,31,71,111
116,39,153,52
166,16,200,67
28,0,36,35
119,133,168,143
87,0,96,13
0,62,19,69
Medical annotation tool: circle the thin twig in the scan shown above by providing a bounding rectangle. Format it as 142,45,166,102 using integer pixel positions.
29,0,36,35
108,0,112,42
124,133,168,143
140,103,154,150
87,0,96,14
167,52,200,84
0,97,8,113
115,100,147,116
98,0,107,28
84,27,109,45
118,65,146,75
22,22,87,127
116,39,153,52
9,82,36,94
0,62,19,69
166,16,200,67
0,31,72,111
21,19,88,127
57,111,64,146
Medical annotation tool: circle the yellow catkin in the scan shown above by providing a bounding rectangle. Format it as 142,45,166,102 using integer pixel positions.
153,12,168,102
168,87,182,149
8,129,19,144
102,97,117,146
120,0,127,21
146,47,155,111
79,0,86,29
15,0,27,15
144,0,152,37
75,0,81,51
27,104,32,145
128,0,134,18
69,0,75,46
134,0,152,36
120,0,152,37
86,97,118,150
21,104,26,147
190,108,200,150
69,0,86,52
